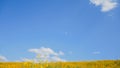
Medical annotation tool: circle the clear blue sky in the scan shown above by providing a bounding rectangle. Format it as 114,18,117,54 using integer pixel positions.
0,0,120,61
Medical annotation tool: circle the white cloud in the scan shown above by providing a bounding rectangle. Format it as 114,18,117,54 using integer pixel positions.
27,47,66,62
29,47,58,57
21,58,33,62
92,51,101,54
58,51,64,55
90,0,118,12
51,56,66,62
0,55,7,62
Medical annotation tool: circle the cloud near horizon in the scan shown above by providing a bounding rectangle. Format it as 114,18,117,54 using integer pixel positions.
92,51,101,55
90,0,118,12
26,47,66,62
0,47,66,62
0,55,7,62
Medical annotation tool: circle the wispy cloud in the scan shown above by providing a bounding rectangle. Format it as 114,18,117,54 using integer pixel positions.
21,58,33,62
65,32,68,36
68,51,73,54
92,51,101,54
90,0,118,12
59,51,64,55
51,56,66,62
0,55,7,62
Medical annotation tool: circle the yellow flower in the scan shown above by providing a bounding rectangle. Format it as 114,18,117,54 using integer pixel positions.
41,65,43,68
23,62,28,65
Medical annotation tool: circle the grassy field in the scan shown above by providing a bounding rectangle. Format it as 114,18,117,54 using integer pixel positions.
0,60,120,68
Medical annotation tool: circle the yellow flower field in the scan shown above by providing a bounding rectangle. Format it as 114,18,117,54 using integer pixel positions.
0,60,120,68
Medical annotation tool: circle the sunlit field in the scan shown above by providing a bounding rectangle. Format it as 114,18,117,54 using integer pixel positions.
0,0,120,68
0,60,120,68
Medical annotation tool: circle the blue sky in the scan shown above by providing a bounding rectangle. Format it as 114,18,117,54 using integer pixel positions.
0,0,120,62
